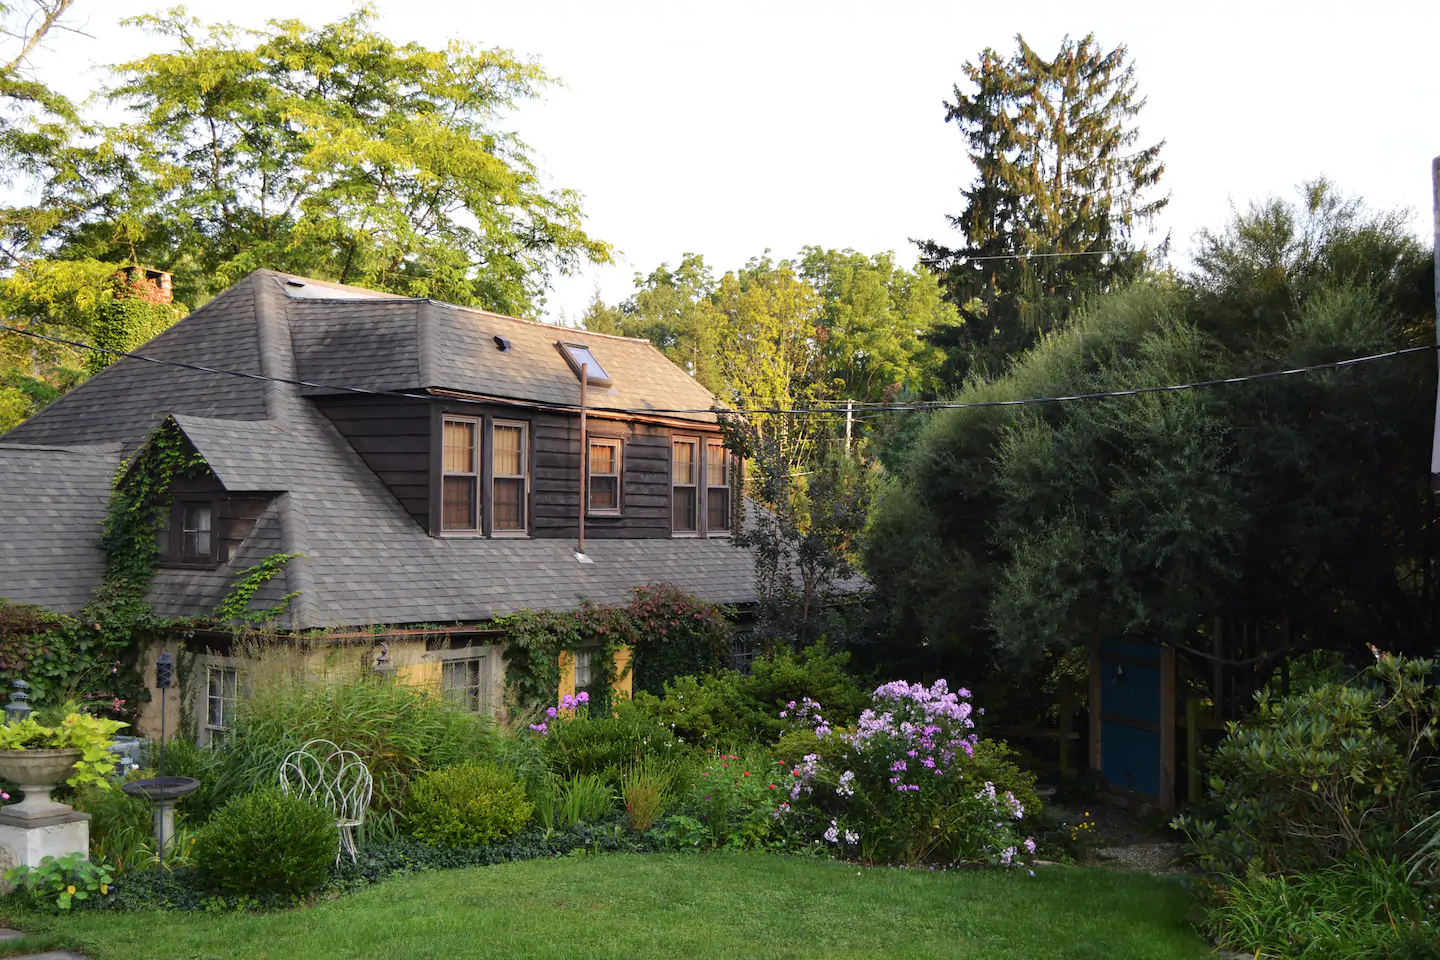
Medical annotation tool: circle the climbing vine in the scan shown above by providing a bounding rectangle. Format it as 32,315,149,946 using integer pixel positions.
498,586,732,712
214,553,299,626
0,419,210,720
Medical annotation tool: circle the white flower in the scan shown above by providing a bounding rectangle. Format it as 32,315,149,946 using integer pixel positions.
823,819,840,844
844,830,860,844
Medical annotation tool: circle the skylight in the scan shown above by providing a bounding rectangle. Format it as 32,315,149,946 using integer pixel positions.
559,342,613,387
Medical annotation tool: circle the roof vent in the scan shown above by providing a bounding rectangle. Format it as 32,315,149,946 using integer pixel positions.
494,335,511,352
285,280,306,288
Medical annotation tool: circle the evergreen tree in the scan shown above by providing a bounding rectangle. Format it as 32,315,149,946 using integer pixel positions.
918,34,1168,387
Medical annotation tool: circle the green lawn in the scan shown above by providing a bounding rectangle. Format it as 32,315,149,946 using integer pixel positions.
1,853,1210,960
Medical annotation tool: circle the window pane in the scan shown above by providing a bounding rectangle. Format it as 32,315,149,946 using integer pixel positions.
443,420,476,474
494,477,525,530
706,444,728,487
442,475,478,530
673,486,697,532
563,343,610,382
707,488,730,532
672,441,694,484
206,666,237,730
590,477,618,511
443,659,486,712
590,441,615,475
494,425,523,477
155,510,171,553
183,504,212,556
574,649,594,688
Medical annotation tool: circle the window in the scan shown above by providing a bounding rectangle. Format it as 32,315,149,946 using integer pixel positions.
705,439,732,535
672,438,698,534
157,499,217,565
181,503,213,559
442,656,492,714
204,664,238,745
559,342,613,386
442,417,480,533
492,421,528,533
574,648,595,691
588,439,621,515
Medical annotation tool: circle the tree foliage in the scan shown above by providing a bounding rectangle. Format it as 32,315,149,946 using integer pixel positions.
870,181,1436,673
919,34,1167,387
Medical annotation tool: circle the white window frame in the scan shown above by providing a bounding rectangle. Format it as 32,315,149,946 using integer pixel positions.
491,419,530,536
573,647,596,691
196,657,241,747
587,437,623,517
441,415,482,535
436,645,497,715
671,436,700,536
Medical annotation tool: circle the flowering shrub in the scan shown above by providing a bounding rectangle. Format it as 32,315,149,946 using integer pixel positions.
781,680,1035,867
685,748,815,850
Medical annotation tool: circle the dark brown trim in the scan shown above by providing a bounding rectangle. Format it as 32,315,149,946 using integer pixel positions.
424,388,723,432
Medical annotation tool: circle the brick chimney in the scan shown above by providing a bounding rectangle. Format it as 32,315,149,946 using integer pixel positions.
115,265,173,305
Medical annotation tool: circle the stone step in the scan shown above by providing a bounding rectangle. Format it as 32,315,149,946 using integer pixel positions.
0,928,86,959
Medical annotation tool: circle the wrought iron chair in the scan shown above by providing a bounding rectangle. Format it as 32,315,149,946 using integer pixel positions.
277,739,373,863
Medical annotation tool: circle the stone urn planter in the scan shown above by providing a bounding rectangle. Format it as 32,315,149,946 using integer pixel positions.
0,748,81,821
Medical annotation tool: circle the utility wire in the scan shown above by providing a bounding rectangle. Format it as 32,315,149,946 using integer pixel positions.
2,322,1435,419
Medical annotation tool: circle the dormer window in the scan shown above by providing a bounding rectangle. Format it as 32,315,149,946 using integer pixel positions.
559,342,613,387
156,499,219,565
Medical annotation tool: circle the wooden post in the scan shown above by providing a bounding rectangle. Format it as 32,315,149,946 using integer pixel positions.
578,363,587,555
1186,695,1201,804
1059,686,1074,779
1430,157,1439,486
1212,616,1224,722
1159,645,1176,811
1087,640,1102,776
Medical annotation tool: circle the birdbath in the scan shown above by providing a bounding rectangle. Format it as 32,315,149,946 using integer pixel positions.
121,776,200,853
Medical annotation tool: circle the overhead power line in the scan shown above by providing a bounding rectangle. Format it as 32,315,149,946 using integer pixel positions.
2,322,1435,419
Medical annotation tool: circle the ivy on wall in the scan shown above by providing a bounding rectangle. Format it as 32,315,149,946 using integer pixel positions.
499,585,733,712
0,419,209,719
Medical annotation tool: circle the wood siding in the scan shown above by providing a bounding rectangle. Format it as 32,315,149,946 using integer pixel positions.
320,394,724,540
314,395,433,530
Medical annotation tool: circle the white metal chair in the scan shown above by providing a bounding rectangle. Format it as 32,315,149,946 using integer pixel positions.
278,738,373,863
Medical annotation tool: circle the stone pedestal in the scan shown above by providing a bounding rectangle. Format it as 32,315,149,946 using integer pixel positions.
0,810,90,878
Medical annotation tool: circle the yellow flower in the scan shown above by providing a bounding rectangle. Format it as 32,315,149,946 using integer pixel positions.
66,885,76,895
100,884,108,895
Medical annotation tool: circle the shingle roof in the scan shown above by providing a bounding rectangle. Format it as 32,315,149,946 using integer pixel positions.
0,270,757,628
0,442,120,612
287,292,719,421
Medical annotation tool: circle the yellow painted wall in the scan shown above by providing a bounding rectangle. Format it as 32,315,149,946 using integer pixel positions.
613,645,633,700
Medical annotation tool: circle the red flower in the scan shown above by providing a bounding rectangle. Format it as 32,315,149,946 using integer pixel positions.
768,784,777,789
742,772,750,777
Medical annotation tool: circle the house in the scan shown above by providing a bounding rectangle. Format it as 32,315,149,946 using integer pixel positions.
0,270,755,740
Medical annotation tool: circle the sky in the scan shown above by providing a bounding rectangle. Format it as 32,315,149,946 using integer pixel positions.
22,0,1440,322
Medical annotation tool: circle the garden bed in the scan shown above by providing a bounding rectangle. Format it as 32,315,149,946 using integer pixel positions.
0,852,1212,960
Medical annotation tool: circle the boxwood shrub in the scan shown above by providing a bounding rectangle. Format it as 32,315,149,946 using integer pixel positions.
406,761,533,848
193,786,337,900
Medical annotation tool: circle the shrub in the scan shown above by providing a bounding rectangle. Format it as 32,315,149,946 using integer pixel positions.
683,747,801,850
406,761,533,848
785,680,1035,866
541,702,684,785
1204,856,1440,959
632,644,868,748
1174,651,1438,876
193,786,337,900
958,739,1041,827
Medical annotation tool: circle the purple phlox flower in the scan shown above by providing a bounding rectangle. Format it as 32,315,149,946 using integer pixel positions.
1023,838,1037,854
576,691,590,704
815,724,831,738
779,710,788,718
528,722,548,735
890,759,907,773
1000,846,1017,866
546,706,559,719
844,830,860,844
823,819,840,844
